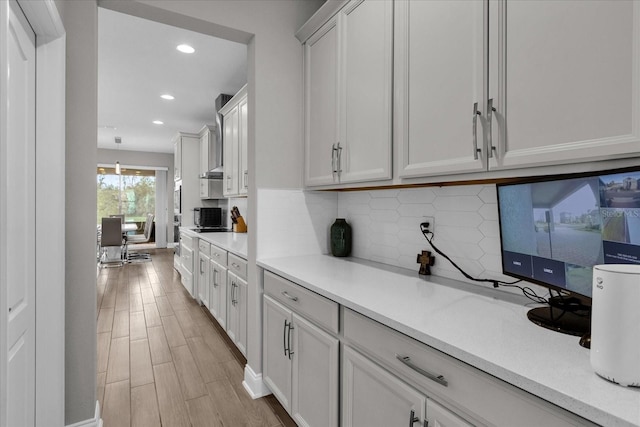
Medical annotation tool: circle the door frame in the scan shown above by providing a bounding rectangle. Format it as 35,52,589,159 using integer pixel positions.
0,1,66,425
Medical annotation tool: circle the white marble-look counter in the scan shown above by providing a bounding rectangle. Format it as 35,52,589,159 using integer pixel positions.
180,227,248,259
257,254,640,427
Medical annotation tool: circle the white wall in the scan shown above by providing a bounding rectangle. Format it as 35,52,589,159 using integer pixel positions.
57,0,99,424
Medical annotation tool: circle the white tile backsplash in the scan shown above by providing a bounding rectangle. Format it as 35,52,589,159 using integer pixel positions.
257,185,542,295
337,184,520,286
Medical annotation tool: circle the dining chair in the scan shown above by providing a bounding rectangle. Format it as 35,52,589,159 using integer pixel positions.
126,213,154,262
99,217,125,267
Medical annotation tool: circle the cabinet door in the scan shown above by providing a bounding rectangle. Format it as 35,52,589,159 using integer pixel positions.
197,253,209,307
209,260,227,329
342,345,426,427
304,16,339,187
226,272,239,343
235,276,248,356
291,313,339,427
174,139,181,181
199,131,209,198
489,0,640,170
263,296,293,412
239,96,249,195
396,0,486,178
339,0,393,184
223,106,239,196
199,130,209,176
426,399,473,427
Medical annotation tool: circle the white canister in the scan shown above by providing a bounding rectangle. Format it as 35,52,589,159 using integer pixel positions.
590,264,640,387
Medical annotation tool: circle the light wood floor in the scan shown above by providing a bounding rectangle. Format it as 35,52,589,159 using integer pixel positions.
97,248,295,427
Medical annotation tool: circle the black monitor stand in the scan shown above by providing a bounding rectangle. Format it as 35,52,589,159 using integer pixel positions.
526,296,591,341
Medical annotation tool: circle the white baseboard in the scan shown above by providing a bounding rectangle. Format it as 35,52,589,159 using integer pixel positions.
65,401,102,427
242,364,272,399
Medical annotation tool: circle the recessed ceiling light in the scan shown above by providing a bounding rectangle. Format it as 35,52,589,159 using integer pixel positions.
161,94,175,100
153,120,164,125
176,44,195,54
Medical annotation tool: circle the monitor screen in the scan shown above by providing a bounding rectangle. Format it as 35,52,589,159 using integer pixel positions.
497,167,640,300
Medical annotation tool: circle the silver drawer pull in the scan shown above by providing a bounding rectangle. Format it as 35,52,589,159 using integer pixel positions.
231,262,240,270
281,291,298,302
396,354,448,387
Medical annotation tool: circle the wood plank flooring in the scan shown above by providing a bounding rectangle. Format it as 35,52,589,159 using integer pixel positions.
97,248,295,427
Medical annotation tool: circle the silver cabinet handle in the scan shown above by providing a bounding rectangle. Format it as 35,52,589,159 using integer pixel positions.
226,174,232,190
281,291,298,302
331,143,338,174
200,258,204,274
287,322,294,360
283,320,289,357
396,354,448,387
409,409,420,427
231,262,240,270
243,170,248,189
212,268,218,287
487,98,497,158
472,102,482,160
336,142,342,175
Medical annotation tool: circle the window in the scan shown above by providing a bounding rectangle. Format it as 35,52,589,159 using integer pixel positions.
97,167,155,228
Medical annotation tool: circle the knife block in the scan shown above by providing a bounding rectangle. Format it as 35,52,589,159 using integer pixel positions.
233,216,247,233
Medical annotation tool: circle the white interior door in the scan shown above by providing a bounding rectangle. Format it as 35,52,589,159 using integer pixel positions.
1,2,36,426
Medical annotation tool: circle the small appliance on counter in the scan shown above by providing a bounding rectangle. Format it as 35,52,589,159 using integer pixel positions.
193,207,229,232
230,206,247,233
590,264,640,387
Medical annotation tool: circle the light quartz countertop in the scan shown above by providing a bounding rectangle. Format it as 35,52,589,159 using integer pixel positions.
257,254,640,427
180,227,248,259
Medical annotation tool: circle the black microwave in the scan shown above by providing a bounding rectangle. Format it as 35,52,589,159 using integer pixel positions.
194,207,223,228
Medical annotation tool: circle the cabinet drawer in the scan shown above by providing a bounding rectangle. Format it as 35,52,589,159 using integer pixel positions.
342,308,594,427
264,271,338,335
210,244,227,267
198,239,210,256
181,233,193,249
228,253,247,280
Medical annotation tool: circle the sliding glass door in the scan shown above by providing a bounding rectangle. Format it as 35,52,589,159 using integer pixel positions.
97,167,156,228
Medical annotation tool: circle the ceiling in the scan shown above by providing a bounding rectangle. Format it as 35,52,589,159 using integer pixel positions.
97,8,247,154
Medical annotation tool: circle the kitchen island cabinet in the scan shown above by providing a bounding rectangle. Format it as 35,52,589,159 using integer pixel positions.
258,254,638,427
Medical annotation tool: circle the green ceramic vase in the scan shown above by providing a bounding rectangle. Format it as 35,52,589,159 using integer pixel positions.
330,218,352,257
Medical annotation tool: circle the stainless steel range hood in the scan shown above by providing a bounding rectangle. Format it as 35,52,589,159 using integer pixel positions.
201,93,233,180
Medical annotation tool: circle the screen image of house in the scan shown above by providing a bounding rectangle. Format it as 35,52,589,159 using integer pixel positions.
600,172,640,245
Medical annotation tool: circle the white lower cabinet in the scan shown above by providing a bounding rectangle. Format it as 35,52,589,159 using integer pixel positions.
342,344,427,427
342,308,596,427
180,234,194,297
343,344,472,427
197,240,210,307
208,253,227,330
226,271,247,356
263,272,339,427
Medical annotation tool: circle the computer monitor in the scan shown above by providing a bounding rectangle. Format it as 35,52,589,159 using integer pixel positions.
496,166,640,336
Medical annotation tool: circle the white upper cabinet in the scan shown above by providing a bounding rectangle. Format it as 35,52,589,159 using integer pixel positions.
239,96,248,196
303,0,393,187
396,0,486,178
488,0,640,170
304,16,339,186
220,85,247,197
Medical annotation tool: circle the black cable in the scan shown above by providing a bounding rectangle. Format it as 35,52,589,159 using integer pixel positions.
420,224,548,305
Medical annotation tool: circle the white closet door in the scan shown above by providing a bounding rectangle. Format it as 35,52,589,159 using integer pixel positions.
1,2,36,426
